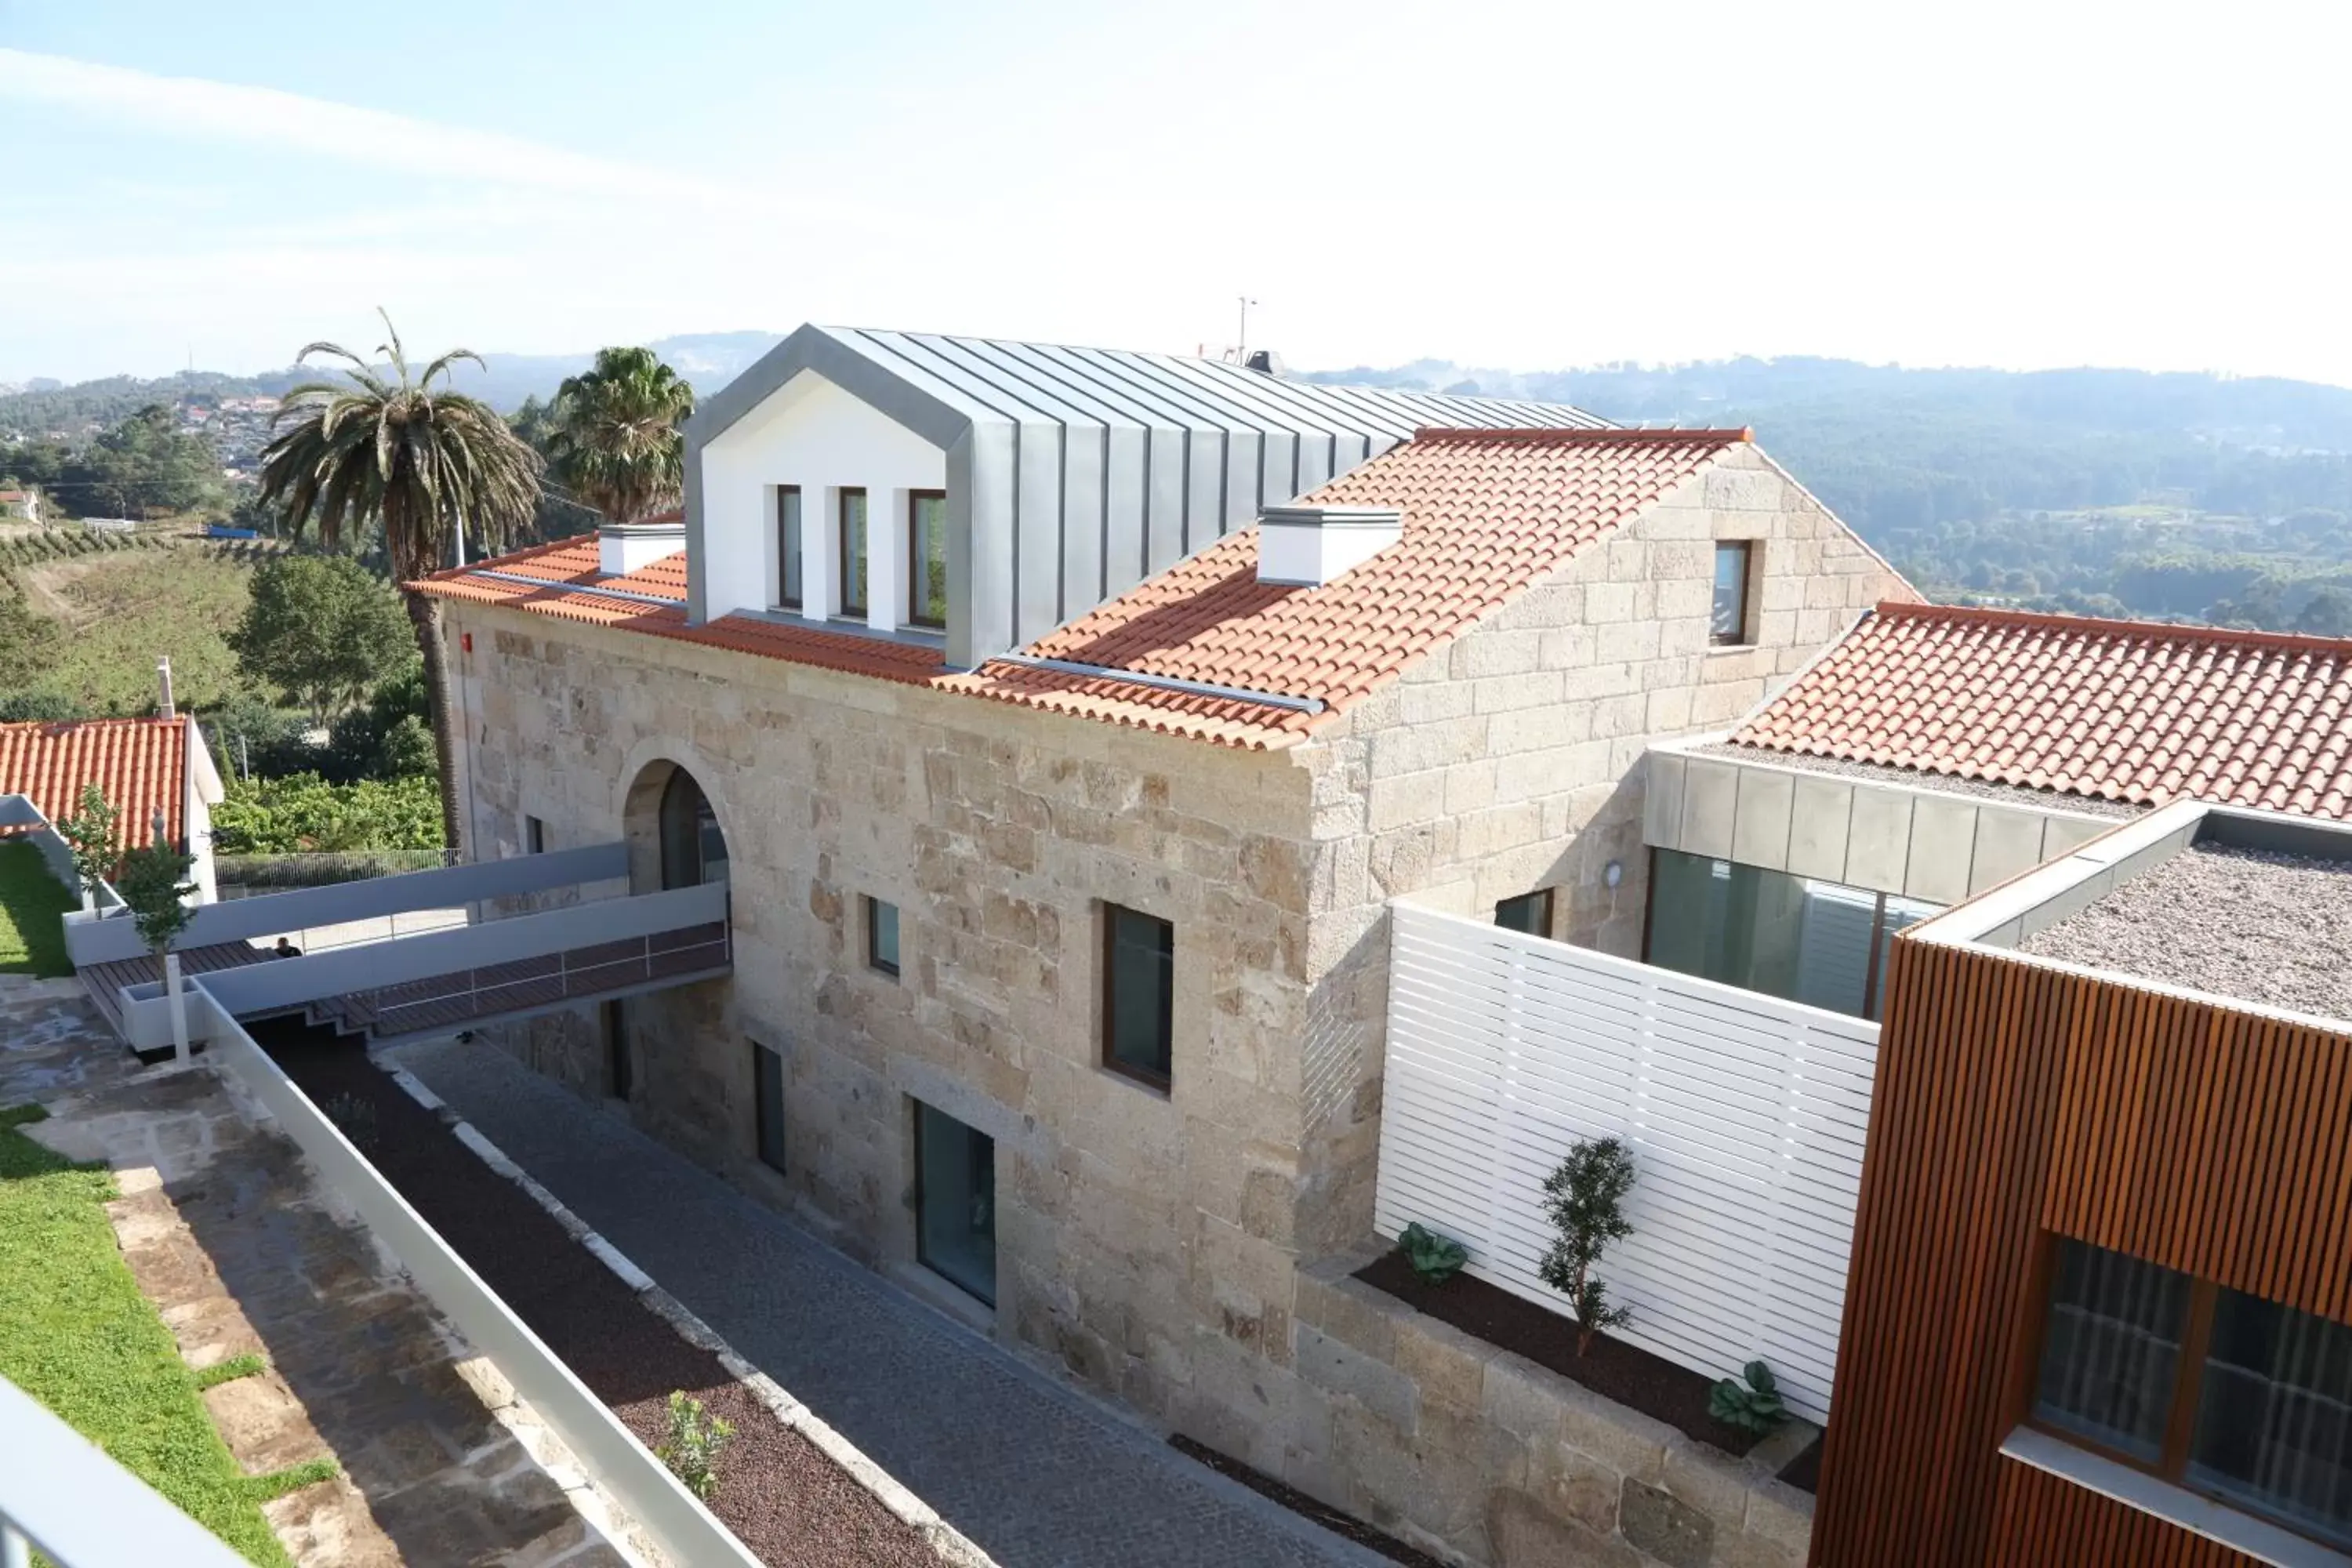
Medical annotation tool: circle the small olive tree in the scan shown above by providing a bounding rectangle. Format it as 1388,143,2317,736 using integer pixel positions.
117,841,198,1063
52,783,121,913
1538,1136,1637,1356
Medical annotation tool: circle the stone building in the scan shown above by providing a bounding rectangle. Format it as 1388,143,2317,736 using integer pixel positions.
413,327,1907,1545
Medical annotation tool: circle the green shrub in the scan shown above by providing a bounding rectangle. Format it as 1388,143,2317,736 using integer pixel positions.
1537,1136,1636,1356
209,772,443,854
1398,1221,1468,1285
656,1390,734,1501
321,1093,379,1155
1708,1359,1788,1435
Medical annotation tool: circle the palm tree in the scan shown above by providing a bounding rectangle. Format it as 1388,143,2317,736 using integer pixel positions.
256,310,543,848
545,347,696,524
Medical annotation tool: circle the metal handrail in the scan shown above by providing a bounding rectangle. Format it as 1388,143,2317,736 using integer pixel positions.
0,1374,248,1568
361,924,731,1035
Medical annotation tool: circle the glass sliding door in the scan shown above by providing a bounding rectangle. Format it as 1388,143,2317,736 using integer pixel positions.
914,1102,996,1305
1645,848,1940,1020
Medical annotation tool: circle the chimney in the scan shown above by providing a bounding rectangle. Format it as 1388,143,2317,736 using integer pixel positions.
1258,506,1403,588
598,516,687,578
157,655,176,720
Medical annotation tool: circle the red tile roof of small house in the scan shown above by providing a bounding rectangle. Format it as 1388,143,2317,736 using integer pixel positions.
0,717,192,850
1730,601,2352,818
416,427,1766,748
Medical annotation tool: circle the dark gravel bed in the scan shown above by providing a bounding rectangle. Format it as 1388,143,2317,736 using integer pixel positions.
1356,1251,1762,1457
1168,1437,1444,1568
2016,842,2352,1018
252,1018,938,1568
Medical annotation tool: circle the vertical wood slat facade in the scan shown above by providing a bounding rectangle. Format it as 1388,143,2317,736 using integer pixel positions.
1809,936,2352,1566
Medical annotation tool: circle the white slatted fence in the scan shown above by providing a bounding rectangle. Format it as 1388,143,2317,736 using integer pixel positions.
1374,902,1880,1421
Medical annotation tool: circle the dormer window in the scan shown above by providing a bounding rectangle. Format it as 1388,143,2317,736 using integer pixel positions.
839,487,869,617
909,490,947,630
776,485,802,610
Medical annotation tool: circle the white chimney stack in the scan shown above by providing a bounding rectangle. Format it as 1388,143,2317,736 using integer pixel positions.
598,517,686,578
157,655,175,720
1257,506,1404,588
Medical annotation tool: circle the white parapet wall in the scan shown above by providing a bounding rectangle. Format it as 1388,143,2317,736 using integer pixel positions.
1374,901,1879,1422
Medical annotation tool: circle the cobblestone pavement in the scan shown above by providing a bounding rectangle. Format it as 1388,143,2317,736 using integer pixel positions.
0,980,625,1567
391,1037,1384,1568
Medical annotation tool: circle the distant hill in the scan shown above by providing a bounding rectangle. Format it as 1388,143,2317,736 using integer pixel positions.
0,332,787,436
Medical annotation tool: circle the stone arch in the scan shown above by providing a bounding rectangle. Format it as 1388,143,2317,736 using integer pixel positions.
617,746,735,896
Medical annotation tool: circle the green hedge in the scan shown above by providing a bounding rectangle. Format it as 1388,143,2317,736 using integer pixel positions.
209,772,443,855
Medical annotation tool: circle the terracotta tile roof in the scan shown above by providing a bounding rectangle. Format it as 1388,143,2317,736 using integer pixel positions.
415,536,946,684
419,427,1751,749
952,427,1756,744
0,717,191,850
1730,602,2352,818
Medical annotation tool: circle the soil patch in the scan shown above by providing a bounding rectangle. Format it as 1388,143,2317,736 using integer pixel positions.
1355,1250,1762,1457
1168,1436,1445,1568
1777,1432,1822,1494
252,1018,937,1568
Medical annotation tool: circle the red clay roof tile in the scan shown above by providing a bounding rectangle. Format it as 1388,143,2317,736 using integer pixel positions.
1731,602,2352,818
0,717,191,850
417,427,1751,749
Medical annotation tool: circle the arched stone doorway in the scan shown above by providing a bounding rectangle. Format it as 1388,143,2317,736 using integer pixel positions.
621,758,731,895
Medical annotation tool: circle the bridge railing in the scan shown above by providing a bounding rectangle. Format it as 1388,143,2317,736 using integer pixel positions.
0,1374,250,1568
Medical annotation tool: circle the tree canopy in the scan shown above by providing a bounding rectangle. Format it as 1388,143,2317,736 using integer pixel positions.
227,553,411,726
544,347,695,524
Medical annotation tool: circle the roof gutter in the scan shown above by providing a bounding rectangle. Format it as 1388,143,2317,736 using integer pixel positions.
987,652,1326,715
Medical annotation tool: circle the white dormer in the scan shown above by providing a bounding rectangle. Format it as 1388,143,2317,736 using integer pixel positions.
1257,506,1405,587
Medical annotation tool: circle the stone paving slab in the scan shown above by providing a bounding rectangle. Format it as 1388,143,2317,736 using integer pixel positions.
0,980,629,1568
391,1036,1390,1568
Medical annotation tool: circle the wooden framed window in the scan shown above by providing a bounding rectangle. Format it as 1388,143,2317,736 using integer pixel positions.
2027,1236,2352,1552
1494,889,1554,938
908,490,947,630
866,896,900,979
837,486,869,617
776,485,803,609
1711,541,1754,645
1102,904,1174,1090
752,1040,786,1174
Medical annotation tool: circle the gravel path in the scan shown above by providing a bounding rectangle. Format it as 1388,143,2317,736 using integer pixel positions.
2018,843,2352,1018
389,1037,1382,1568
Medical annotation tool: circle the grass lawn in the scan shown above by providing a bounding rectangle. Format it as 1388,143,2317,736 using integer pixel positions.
0,1105,292,1566
0,840,74,977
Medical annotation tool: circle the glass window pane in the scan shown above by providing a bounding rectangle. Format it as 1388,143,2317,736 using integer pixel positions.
1105,906,1173,1083
840,488,868,615
2188,1290,2352,1547
1645,848,1915,1020
916,1104,995,1305
910,492,947,628
2033,1240,2191,1461
753,1042,786,1173
1495,891,1552,936
779,487,802,608
1867,893,1941,1021
1712,543,1751,643
869,898,900,976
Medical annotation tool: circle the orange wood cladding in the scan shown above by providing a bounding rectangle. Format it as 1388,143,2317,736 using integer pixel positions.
1808,936,2352,1567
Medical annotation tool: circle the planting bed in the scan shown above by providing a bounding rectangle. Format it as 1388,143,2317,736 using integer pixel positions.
252,1017,937,1568
1356,1249,1765,1457
1169,1436,1445,1568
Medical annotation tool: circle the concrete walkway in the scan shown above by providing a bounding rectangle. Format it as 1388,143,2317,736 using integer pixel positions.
390,1038,1383,1568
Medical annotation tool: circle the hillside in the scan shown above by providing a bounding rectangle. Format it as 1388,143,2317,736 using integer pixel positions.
0,530,278,714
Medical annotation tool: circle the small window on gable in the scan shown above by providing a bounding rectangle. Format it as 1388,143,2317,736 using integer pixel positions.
1102,904,1174,1090
839,487,869,617
777,485,803,609
909,490,947,630
1495,889,1554,937
1711,542,1755,645
866,896,900,978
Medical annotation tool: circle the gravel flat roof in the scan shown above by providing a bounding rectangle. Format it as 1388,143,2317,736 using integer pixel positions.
2016,843,2352,1020
1690,743,2143,820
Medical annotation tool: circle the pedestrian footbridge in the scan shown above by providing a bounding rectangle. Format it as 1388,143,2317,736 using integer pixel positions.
66,843,730,1054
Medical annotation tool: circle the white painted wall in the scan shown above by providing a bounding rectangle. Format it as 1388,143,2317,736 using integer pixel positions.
1375,901,1881,1422
697,370,948,630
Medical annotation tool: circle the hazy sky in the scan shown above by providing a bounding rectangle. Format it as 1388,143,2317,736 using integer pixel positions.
3,0,2345,386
